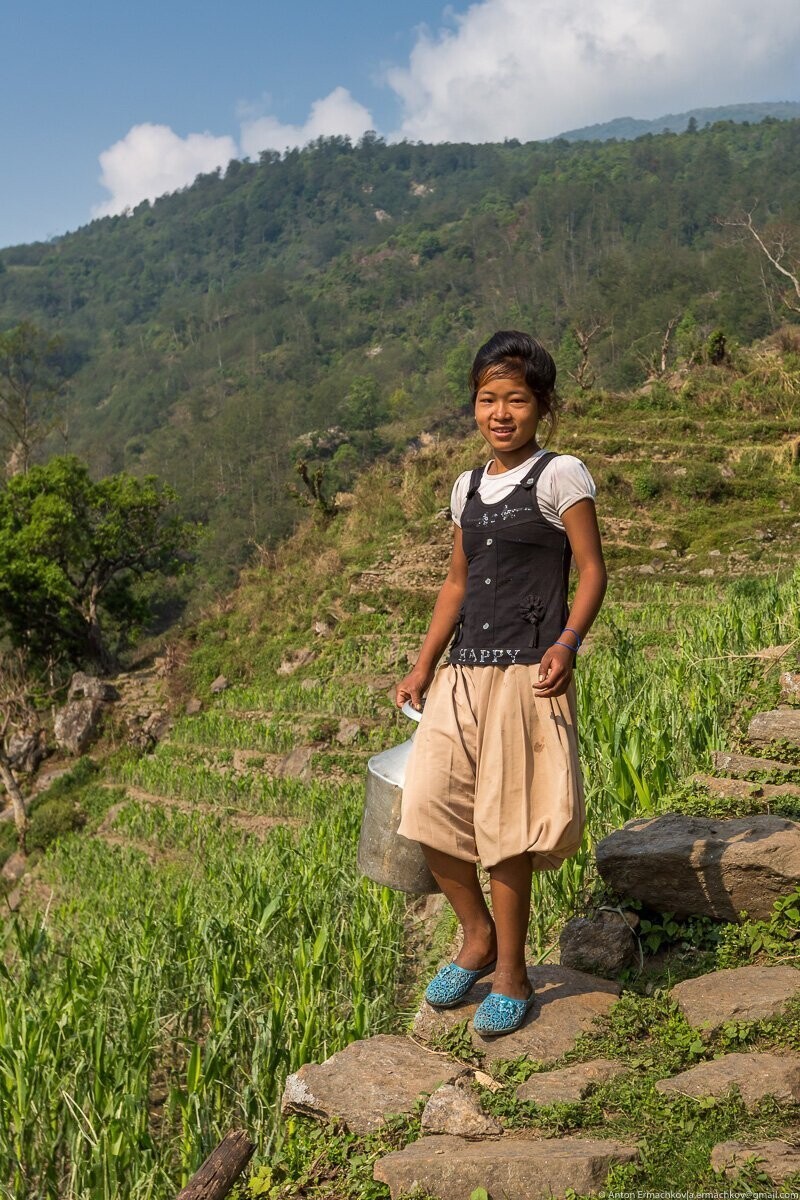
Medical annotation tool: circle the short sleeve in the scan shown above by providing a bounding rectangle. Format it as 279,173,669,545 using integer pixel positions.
537,455,596,529
450,471,472,527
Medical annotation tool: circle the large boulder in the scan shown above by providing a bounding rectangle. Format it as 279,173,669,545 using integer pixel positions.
595,813,800,921
67,671,120,703
6,729,46,774
54,699,105,756
374,1134,639,1200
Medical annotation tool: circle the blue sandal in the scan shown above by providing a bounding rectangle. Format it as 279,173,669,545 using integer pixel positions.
473,989,536,1036
424,959,497,1009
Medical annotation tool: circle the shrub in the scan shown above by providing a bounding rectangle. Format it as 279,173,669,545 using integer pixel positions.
632,465,662,500
674,463,727,501
27,797,86,852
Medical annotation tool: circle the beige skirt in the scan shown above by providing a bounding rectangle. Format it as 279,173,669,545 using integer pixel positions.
397,663,586,871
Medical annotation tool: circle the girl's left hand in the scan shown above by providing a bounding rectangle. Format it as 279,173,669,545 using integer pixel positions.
532,644,575,697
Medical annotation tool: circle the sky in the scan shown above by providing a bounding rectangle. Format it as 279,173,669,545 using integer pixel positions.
2,0,800,249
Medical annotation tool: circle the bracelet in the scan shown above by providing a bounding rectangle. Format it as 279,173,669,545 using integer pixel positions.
561,626,582,647
553,640,578,654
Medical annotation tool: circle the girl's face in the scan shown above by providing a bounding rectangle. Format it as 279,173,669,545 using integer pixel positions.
474,369,541,466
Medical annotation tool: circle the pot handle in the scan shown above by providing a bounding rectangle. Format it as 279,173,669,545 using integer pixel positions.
401,700,424,723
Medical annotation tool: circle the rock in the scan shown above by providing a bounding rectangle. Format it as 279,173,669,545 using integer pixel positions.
692,772,800,801
67,672,120,703
595,813,800,921
54,699,105,755
126,709,173,751
670,965,800,1036
781,672,800,703
650,538,669,550
638,564,656,575
299,677,321,691
6,730,45,774
1,851,27,884
559,909,640,976
373,1133,639,1200
277,649,317,677
711,1138,800,1182
280,1034,461,1134
711,751,797,777
209,675,229,694
517,1058,626,1105
655,1052,800,1108
335,718,361,746
185,697,203,716
698,568,715,577
414,964,621,1064
420,1081,502,1138
748,710,800,748
709,549,722,557
278,745,314,781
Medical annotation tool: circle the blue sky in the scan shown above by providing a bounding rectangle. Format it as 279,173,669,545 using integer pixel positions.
3,0,800,249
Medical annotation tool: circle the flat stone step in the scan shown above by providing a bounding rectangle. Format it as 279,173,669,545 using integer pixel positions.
595,813,800,921
280,1034,461,1134
374,1133,639,1200
692,773,800,801
712,1137,800,1182
413,964,621,1065
747,710,800,748
655,1052,800,1108
670,964,800,1037
516,1058,627,1105
711,751,799,777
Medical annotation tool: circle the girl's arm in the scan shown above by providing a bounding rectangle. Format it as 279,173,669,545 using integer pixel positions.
395,525,468,710
532,497,607,699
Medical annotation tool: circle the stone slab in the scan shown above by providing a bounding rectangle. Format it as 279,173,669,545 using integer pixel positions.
693,773,800,801
670,964,800,1036
655,1052,800,1108
711,1137,800,1182
517,1058,627,1105
595,812,800,921
711,751,798,778
374,1133,639,1200
281,1034,461,1134
748,709,800,748
413,964,621,1064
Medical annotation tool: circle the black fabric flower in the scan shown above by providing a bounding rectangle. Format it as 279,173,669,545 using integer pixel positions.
519,593,546,647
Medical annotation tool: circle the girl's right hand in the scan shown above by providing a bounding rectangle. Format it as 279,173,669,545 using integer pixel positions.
395,668,433,712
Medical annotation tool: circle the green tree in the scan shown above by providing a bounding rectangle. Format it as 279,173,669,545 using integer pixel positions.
0,322,68,477
340,376,387,431
0,456,196,670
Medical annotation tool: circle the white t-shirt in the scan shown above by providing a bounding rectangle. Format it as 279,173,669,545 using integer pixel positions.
450,449,596,532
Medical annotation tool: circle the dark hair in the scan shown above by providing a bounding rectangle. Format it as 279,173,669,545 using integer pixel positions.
469,330,560,442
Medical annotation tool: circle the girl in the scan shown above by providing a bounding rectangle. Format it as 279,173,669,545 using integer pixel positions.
395,330,607,1038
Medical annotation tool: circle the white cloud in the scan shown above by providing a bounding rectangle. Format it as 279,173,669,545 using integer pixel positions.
385,0,800,142
93,123,238,218
239,86,375,157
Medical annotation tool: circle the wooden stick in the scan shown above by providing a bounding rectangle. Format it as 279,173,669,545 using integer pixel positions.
176,1130,256,1200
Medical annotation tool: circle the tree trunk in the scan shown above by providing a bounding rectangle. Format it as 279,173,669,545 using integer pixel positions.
85,593,117,674
175,1130,255,1200
0,751,28,854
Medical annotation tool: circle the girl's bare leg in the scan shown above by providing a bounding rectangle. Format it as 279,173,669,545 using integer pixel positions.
421,845,497,969
487,853,534,1000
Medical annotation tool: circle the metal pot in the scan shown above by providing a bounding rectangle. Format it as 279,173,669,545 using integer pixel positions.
357,701,440,894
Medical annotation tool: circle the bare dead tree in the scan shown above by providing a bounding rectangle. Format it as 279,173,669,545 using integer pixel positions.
0,322,67,477
0,649,48,853
568,321,607,391
717,209,800,314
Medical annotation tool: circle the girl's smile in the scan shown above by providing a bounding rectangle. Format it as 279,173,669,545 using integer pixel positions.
474,370,541,470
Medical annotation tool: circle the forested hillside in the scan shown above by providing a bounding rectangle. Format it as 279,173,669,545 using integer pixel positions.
1,118,799,584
